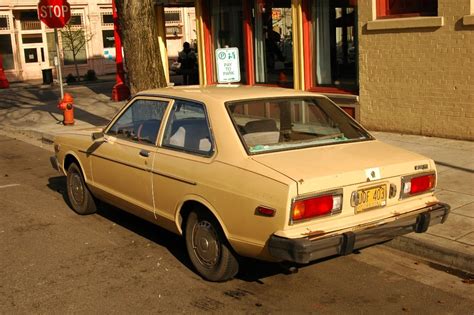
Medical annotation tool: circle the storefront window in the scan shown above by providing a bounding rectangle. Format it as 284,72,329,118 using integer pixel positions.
62,30,87,65
102,30,114,48
253,0,293,87
46,32,56,66
210,0,247,84
311,0,357,92
377,0,437,18
0,34,14,70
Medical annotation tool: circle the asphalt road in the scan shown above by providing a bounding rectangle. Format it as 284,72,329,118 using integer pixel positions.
0,135,473,313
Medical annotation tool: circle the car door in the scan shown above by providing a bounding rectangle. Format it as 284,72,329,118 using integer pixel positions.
89,97,170,219
151,99,215,224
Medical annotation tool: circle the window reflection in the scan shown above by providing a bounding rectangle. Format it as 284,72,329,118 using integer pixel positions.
254,0,293,87
210,0,246,84
312,0,358,91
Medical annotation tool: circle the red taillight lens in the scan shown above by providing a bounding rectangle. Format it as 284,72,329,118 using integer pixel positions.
401,173,436,198
292,194,342,222
410,174,436,194
255,206,276,217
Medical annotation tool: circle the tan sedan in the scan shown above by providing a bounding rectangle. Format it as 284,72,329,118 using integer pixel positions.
51,86,450,281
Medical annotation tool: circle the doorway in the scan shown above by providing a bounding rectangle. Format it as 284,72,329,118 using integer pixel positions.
21,44,47,80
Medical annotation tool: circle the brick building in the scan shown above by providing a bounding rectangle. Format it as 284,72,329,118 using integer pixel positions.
358,1,474,140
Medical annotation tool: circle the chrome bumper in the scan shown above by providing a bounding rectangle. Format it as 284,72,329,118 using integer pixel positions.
268,203,450,264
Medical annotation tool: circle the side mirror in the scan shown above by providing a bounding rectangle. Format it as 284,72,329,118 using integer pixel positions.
91,132,104,141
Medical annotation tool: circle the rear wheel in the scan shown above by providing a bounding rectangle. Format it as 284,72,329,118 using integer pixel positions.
185,211,239,282
66,162,97,215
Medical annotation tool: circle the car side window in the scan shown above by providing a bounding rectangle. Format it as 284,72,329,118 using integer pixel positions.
162,100,213,156
107,99,168,145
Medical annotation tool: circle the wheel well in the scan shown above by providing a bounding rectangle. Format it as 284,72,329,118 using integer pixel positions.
179,200,224,236
64,154,79,173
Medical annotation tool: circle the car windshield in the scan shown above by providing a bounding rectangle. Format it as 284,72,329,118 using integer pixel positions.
226,97,372,154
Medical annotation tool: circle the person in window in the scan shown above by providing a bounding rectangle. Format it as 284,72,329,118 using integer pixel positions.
178,42,197,85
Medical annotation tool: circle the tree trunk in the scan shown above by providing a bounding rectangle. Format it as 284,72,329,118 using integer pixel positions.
73,54,80,81
115,0,167,94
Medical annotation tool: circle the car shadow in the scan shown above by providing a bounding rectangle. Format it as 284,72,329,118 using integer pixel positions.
47,175,335,282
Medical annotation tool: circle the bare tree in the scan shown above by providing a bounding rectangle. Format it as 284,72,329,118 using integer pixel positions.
60,24,92,80
115,0,167,94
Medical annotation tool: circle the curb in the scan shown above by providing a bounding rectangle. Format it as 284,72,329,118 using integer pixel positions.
386,235,474,274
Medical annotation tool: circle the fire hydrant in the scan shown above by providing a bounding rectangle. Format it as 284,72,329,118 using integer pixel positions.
58,93,75,125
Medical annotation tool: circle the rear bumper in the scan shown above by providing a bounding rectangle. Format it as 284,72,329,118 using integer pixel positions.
268,202,450,264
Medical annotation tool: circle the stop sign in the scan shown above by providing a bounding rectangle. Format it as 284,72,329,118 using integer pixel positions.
37,0,71,29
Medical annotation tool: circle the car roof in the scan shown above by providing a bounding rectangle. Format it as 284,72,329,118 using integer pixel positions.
136,85,326,104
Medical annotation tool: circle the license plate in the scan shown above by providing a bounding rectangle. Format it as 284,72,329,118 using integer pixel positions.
355,184,387,213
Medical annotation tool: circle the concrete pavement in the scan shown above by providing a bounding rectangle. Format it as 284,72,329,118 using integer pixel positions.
0,80,473,274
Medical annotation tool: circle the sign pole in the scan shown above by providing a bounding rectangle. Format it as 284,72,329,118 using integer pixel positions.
54,27,64,99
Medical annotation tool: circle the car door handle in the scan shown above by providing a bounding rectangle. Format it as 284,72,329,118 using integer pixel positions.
139,149,150,157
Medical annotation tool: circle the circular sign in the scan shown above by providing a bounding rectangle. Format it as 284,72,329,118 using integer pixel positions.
37,0,71,29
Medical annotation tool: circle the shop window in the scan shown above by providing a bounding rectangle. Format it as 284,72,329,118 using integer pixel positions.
46,32,56,66
20,11,41,30
101,13,114,26
309,0,358,92
102,30,115,48
62,30,87,65
0,34,14,69
22,33,43,44
165,10,182,24
209,0,247,84
102,29,115,62
253,0,293,87
69,15,83,26
377,0,437,18
24,48,39,63
0,16,9,30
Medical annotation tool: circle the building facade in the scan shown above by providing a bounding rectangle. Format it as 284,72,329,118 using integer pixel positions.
185,0,473,140
1,0,472,140
0,0,119,81
358,1,474,140
0,0,196,81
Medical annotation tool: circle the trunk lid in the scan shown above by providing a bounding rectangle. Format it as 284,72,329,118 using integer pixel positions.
251,140,433,195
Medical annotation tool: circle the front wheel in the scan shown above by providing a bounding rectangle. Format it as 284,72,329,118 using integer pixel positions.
66,162,97,215
185,211,239,282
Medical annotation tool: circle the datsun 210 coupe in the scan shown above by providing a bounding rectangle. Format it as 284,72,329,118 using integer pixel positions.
51,86,450,282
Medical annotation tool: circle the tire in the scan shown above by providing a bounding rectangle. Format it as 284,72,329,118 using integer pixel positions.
185,211,239,282
66,162,97,215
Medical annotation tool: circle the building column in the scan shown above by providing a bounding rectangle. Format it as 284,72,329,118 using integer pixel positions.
155,5,169,84
194,0,208,85
291,0,305,91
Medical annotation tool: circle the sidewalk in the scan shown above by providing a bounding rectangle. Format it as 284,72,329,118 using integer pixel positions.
1,81,473,274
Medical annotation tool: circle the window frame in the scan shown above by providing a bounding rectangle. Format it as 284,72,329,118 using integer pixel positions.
376,0,438,19
161,98,215,157
301,0,359,96
225,96,372,156
104,97,171,147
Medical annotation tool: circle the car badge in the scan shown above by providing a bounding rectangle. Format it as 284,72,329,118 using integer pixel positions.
415,164,429,170
365,167,381,181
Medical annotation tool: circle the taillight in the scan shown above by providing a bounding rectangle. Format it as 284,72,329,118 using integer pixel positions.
291,191,342,223
401,172,436,198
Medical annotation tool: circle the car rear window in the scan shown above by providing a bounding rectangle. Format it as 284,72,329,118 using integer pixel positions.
226,97,371,154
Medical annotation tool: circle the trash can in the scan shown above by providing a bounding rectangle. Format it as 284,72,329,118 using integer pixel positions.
42,67,53,85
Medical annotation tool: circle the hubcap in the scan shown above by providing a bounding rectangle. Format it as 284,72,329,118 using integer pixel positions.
70,172,84,205
192,220,220,268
